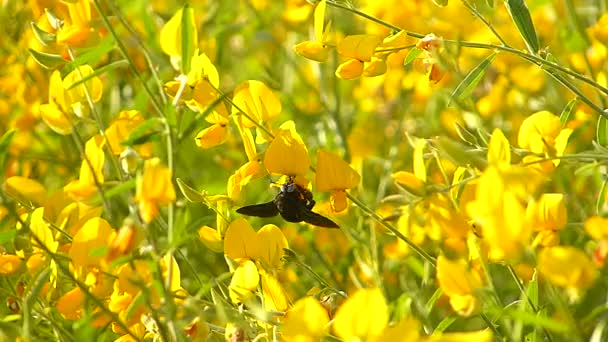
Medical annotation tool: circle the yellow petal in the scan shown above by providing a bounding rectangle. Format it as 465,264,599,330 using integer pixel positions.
224,218,261,262
363,57,387,77
187,50,219,88
264,121,310,177
159,7,198,58
337,35,382,62
282,297,329,340
136,158,176,205
198,225,224,253
4,176,47,207
255,224,288,269
335,58,363,80
376,316,420,342
585,216,608,240
229,260,260,304
80,135,105,185
69,217,115,272
392,171,426,197
315,150,360,192
232,80,282,126
413,138,427,183
294,41,330,63
56,287,84,320
0,254,22,275
63,65,103,104
314,0,327,42
538,246,598,291
487,128,510,166
333,288,388,340
431,329,493,342
39,103,72,135
195,123,228,149
525,193,567,232
260,269,289,312
330,190,347,212
105,110,145,155
30,207,58,253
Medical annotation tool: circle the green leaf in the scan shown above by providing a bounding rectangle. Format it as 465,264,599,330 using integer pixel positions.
180,4,196,74
425,287,443,313
121,118,165,146
499,308,570,332
176,178,207,203
559,98,577,125
44,9,63,30
65,60,129,90
0,230,17,245
90,179,136,206
526,270,538,310
28,49,66,69
486,0,495,8
69,36,116,69
596,116,608,147
454,122,479,146
434,315,457,333
403,48,423,67
450,52,497,103
30,22,56,46
597,176,608,214
505,0,540,54
0,130,16,176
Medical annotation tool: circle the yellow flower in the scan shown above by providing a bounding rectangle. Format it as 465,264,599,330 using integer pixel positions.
105,110,149,156
588,13,608,45
363,57,387,77
56,287,85,320
0,254,22,275
198,225,224,253
282,297,330,341
392,138,428,196
69,217,116,277
55,0,99,47
135,158,176,223
159,6,198,68
264,121,310,177
315,150,360,212
487,128,511,167
64,135,105,202
436,256,482,316
518,110,572,166
466,167,533,261
526,193,567,247
337,35,382,62
294,41,330,63
294,0,331,62
538,246,598,301
335,59,364,80
164,50,223,112
229,259,260,304
232,80,281,143
333,288,388,341
224,219,289,306
39,70,72,135
4,176,47,207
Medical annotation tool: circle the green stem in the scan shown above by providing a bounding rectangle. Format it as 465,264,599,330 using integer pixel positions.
346,192,437,266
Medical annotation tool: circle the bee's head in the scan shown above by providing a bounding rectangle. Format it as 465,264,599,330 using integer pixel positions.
282,183,297,193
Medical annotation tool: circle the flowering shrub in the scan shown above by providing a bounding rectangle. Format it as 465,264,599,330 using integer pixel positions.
1,0,608,341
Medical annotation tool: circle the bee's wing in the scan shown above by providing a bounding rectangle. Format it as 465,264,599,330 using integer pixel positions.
302,210,339,228
236,201,279,218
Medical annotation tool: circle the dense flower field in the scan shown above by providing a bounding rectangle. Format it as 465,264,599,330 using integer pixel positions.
1,0,608,341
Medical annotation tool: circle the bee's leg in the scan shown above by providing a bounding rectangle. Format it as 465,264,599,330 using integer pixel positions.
305,199,315,210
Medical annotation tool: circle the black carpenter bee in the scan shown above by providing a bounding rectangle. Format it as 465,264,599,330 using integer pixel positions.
236,178,339,228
